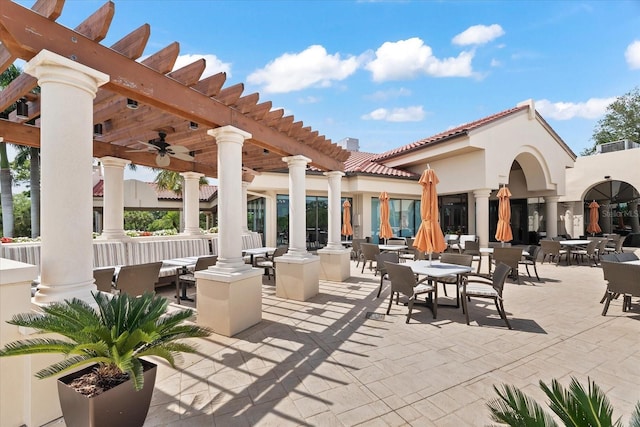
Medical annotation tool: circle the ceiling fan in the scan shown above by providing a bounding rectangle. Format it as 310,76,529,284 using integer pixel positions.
128,132,194,167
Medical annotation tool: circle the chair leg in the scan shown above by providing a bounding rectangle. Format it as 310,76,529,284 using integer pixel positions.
496,299,512,329
376,275,384,298
599,290,608,304
406,298,414,323
525,264,531,278
462,293,470,325
533,263,539,281
602,293,612,316
386,292,394,315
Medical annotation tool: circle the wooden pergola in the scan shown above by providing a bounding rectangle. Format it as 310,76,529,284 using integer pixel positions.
0,0,349,176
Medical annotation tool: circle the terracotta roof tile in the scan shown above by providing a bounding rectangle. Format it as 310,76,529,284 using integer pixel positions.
345,151,418,178
373,105,527,161
93,180,104,197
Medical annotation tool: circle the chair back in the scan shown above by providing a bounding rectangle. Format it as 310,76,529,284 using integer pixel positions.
272,246,288,259
384,261,417,298
115,262,162,297
602,262,640,296
360,243,380,262
440,252,473,267
405,237,415,249
351,238,366,253
194,255,218,271
93,267,115,293
375,252,399,276
462,240,480,256
540,239,561,256
614,237,625,253
596,239,608,257
491,262,512,296
526,245,541,262
386,237,406,246
585,240,598,255
493,247,523,270
615,252,639,262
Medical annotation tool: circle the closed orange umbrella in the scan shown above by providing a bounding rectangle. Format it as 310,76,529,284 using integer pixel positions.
413,168,446,258
342,200,353,237
495,185,513,244
379,192,393,242
587,200,601,235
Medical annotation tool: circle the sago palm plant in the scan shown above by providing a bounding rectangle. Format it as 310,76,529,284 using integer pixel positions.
0,292,210,391
487,377,640,427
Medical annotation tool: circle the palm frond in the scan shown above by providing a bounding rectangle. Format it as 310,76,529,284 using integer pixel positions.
487,383,558,427
136,346,176,367
35,355,112,378
128,358,145,391
629,402,640,427
0,338,77,356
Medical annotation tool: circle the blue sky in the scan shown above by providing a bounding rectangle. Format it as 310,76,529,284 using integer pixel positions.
11,0,640,182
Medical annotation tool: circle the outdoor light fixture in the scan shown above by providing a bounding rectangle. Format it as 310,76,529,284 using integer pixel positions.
263,149,269,155
189,121,198,130
604,175,611,180
93,123,103,136
155,153,170,168
0,111,8,119
126,98,138,110
16,98,28,118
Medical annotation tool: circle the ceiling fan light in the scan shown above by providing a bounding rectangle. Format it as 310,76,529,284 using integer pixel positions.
155,153,170,168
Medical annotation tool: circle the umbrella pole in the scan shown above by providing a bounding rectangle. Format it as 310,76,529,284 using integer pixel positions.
428,252,432,267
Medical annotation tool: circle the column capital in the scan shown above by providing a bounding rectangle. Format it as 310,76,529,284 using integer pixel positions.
180,171,205,180
545,195,561,203
282,155,311,167
100,156,131,168
323,171,345,179
207,126,252,144
473,188,492,198
25,50,109,95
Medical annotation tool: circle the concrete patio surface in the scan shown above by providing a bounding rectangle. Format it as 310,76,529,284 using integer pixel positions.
47,250,640,426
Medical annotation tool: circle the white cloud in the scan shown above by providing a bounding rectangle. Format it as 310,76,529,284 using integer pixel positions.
535,97,617,120
625,40,640,69
452,24,505,46
365,37,474,81
247,45,359,93
490,58,501,67
173,54,231,78
365,87,412,101
298,96,320,104
361,105,425,122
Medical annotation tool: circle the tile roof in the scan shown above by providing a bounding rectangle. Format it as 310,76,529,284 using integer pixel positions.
344,151,418,178
373,105,527,162
92,180,217,201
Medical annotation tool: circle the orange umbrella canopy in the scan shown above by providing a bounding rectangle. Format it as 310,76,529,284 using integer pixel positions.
413,169,446,254
342,200,353,237
587,200,602,234
495,185,513,243
379,192,393,240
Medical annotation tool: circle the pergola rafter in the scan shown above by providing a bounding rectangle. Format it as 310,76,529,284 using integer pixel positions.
0,0,348,176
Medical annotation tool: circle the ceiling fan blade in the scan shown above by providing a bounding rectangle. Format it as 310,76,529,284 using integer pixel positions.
171,152,195,162
167,144,190,154
136,140,161,150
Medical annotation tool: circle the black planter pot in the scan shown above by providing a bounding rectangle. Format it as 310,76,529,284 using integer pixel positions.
57,359,157,427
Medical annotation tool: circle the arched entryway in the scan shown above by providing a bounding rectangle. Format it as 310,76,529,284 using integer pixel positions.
584,180,640,236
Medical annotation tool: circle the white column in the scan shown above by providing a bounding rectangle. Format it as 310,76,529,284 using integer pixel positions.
324,171,344,250
473,188,491,247
241,172,255,233
180,171,204,235
545,196,559,238
207,126,252,272
26,50,108,304
99,156,130,239
282,155,311,258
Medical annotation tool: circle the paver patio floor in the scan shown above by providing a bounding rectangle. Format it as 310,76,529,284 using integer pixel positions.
46,251,640,426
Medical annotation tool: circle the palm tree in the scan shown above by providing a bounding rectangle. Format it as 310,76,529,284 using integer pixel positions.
487,377,640,426
154,169,208,231
0,64,21,237
13,146,40,237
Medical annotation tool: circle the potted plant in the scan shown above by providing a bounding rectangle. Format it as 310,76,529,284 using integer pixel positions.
0,291,211,427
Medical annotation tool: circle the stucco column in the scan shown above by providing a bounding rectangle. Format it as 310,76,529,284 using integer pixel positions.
241,172,255,233
180,171,204,235
545,196,560,238
324,171,344,250
207,126,252,272
26,50,108,304
629,202,640,233
473,188,491,247
99,156,130,239
282,155,312,258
